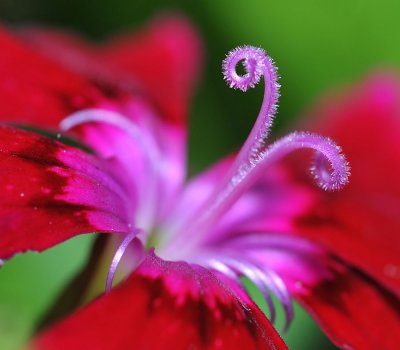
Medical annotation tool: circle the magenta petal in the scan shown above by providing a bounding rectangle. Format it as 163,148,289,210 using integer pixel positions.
163,155,311,255
32,253,288,350
62,108,187,227
0,126,131,260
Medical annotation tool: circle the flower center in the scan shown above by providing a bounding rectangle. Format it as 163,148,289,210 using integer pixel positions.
160,46,350,258
59,47,350,329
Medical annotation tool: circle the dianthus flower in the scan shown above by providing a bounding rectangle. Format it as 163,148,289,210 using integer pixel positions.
0,16,398,350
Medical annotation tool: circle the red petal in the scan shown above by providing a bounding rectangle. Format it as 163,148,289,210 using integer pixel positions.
244,242,400,350
292,73,400,295
0,126,131,260
296,259,400,350
22,16,202,125
32,253,287,350
102,16,202,125
0,27,123,129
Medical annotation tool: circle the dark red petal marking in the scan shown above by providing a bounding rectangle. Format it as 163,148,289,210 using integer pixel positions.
32,253,287,350
295,259,400,350
233,240,400,349
186,145,400,349
174,73,400,349
291,74,400,296
0,126,131,260
0,27,126,128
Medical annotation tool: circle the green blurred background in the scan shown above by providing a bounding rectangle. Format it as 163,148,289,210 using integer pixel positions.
0,0,399,349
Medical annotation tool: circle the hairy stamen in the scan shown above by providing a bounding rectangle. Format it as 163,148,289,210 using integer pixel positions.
163,45,349,261
222,46,280,173
60,108,161,171
233,131,350,192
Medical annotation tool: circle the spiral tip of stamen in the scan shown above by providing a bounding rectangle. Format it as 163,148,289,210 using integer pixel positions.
223,45,276,92
310,137,351,191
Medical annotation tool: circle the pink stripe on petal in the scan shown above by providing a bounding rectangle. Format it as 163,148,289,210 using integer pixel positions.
0,126,131,260
63,108,187,230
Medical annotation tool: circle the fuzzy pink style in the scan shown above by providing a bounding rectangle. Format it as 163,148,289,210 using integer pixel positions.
0,16,399,350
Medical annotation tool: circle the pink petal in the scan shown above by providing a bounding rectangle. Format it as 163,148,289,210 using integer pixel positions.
32,253,287,350
162,155,312,257
0,126,131,260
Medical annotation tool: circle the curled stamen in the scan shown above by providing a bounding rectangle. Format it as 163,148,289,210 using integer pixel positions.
205,255,294,331
105,230,145,292
60,108,160,166
211,258,277,324
223,46,269,92
223,46,280,162
207,258,237,280
241,265,277,325
169,47,280,242
261,132,350,191
163,46,349,260
253,265,294,332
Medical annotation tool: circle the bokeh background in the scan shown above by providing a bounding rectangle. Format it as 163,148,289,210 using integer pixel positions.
0,0,399,349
